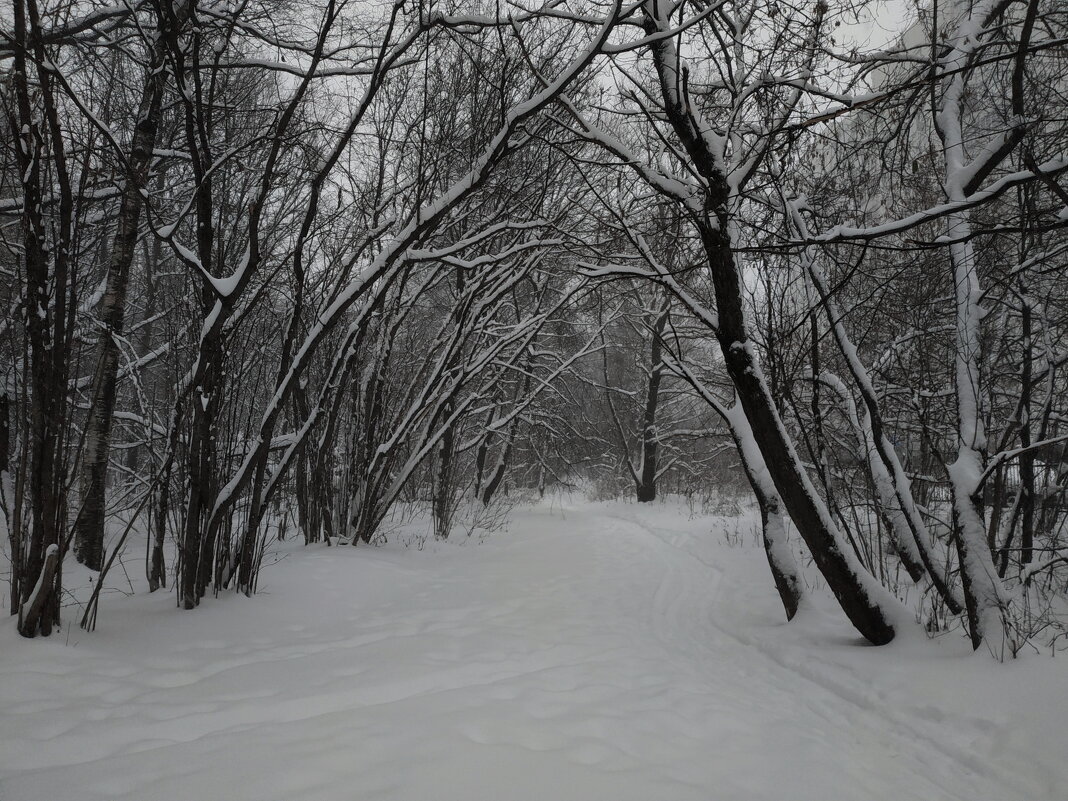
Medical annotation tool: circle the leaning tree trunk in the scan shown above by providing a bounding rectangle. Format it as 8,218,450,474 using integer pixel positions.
790,206,965,615
644,7,895,644
725,403,803,620
670,354,804,621
703,222,894,643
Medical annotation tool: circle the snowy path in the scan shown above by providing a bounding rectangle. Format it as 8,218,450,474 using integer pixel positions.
1,500,1064,800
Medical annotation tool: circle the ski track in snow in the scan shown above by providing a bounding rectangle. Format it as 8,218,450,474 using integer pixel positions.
1,499,1064,800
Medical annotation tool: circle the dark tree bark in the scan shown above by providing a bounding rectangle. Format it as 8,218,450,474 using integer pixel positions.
13,0,75,637
636,299,669,503
1,390,16,616
481,371,531,507
1019,299,1035,566
643,10,895,644
728,408,803,621
433,268,467,540
76,21,172,570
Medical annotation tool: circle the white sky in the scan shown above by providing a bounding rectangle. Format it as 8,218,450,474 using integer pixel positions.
837,0,916,51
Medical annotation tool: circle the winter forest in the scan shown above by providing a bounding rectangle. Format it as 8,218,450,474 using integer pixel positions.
2,0,1068,798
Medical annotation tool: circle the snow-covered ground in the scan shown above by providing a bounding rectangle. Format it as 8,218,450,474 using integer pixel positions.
1,498,1064,800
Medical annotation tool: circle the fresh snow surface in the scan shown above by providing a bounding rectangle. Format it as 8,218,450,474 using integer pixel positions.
1,498,1065,800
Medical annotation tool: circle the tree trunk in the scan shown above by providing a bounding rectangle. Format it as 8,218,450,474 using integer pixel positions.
1,390,17,616
1019,299,1034,566
12,0,74,637
726,404,803,620
933,0,1012,653
642,10,895,644
433,403,456,540
636,300,669,503
76,50,166,570
18,545,59,637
